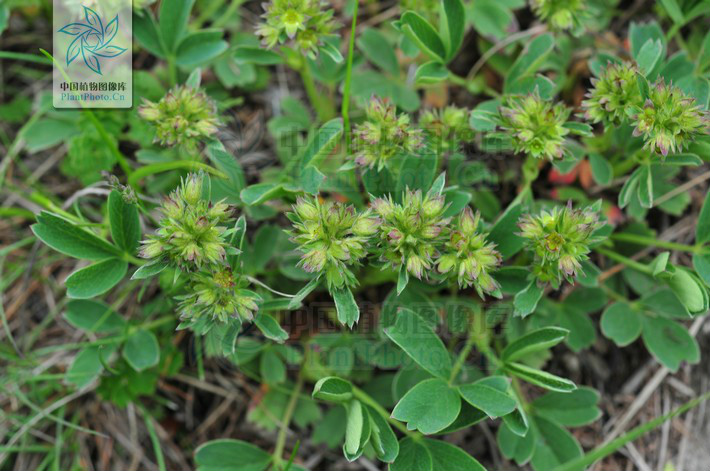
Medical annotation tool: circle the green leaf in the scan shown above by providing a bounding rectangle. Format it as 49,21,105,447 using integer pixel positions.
400,11,446,62
391,378,461,434
195,439,272,471
635,39,663,76
497,422,535,466
396,149,437,194
424,438,487,471
530,416,583,471
32,211,122,260
618,169,639,208
312,376,353,402
505,362,577,393
254,313,289,343
414,61,449,85
240,183,287,206
66,345,117,387
562,121,593,137
601,302,642,346
640,288,690,319
513,281,544,318
333,287,359,328
441,0,465,61
123,329,160,372
588,153,612,185
384,308,452,379
502,327,568,363
299,118,343,171
133,11,165,58
488,204,525,259
664,265,709,314
108,190,140,254
532,387,601,427
260,348,285,385
65,259,128,299
131,260,168,280
660,0,684,24
505,33,554,92
300,165,325,195
176,30,227,67
227,216,247,269
288,276,321,309
458,380,516,418
391,437,433,471
637,165,653,208
357,28,399,75
692,253,710,287
641,316,700,372
64,299,127,333
696,190,710,244
159,0,194,53
366,405,399,462
234,46,283,65
344,399,367,457
502,408,530,437
221,319,241,356
206,139,246,204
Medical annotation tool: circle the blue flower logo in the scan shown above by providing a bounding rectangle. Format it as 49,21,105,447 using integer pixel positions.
58,6,126,75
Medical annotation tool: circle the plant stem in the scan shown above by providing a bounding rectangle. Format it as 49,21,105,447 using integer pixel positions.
352,386,422,439
298,60,334,122
272,372,305,470
341,2,358,140
448,314,479,385
610,232,701,254
595,247,653,275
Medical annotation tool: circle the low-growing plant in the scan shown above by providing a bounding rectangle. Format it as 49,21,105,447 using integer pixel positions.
3,0,710,470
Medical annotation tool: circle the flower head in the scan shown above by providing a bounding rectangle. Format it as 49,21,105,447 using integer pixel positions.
176,268,260,323
631,79,709,157
352,97,424,170
499,93,571,160
419,106,472,153
140,174,232,271
437,208,502,297
288,196,377,290
530,0,587,31
372,190,449,279
256,0,337,57
583,62,642,126
138,85,219,148
518,203,604,287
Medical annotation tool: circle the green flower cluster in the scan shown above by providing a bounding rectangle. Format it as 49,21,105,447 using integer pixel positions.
256,0,337,57
288,196,379,290
582,62,642,126
138,85,219,148
419,106,472,153
498,93,571,160
518,203,604,287
352,98,423,170
176,269,261,323
437,208,502,297
371,190,448,279
530,0,586,31
140,174,232,270
631,80,709,157
140,174,259,323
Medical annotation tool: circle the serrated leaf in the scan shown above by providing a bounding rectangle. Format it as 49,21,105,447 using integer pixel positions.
333,287,359,328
